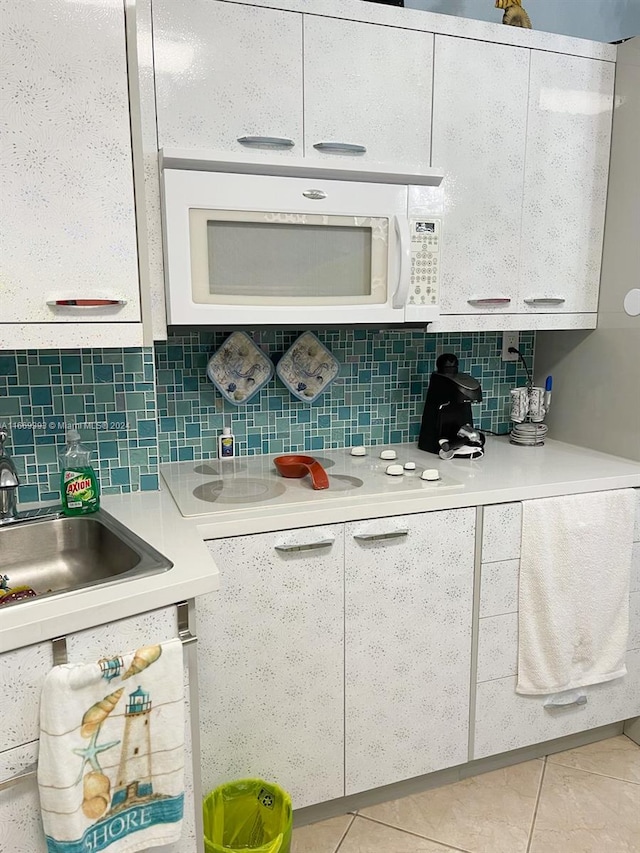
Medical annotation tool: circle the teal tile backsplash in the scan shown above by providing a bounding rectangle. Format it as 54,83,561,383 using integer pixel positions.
156,329,534,461
0,347,158,503
0,330,534,502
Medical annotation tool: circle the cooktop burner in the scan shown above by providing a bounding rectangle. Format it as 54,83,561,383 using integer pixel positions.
328,475,363,491
160,445,464,517
193,462,247,476
192,478,286,504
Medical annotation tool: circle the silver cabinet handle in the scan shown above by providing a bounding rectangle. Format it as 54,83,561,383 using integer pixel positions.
237,136,295,149
313,142,367,154
544,695,587,710
0,762,37,792
467,298,511,306
524,298,566,305
354,529,409,542
302,189,327,200
275,539,334,553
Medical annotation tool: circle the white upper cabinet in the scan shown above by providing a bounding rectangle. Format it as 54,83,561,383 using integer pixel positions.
303,16,433,167
153,3,432,168
0,0,140,324
153,1,303,155
519,52,614,314
432,36,529,315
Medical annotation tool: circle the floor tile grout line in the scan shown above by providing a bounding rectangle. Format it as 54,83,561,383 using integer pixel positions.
545,757,640,787
525,756,547,853
334,813,357,853
354,814,474,853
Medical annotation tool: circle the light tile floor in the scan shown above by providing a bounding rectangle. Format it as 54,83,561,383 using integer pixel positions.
292,735,640,853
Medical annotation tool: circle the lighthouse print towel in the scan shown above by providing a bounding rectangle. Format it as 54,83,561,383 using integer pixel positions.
38,638,184,853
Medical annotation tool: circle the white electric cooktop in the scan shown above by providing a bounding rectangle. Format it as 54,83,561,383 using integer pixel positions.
160,446,463,518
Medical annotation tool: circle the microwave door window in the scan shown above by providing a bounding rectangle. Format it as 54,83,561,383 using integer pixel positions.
198,218,383,305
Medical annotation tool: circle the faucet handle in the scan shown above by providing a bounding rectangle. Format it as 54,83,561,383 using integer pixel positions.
0,429,8,452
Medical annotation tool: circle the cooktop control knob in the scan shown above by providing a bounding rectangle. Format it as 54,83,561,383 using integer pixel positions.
421,469,441,481
380,449,397,460
403,462,416,471
385,464,404,476
350,446,366,456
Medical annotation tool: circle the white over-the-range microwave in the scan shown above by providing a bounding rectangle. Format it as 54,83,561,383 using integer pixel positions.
161,169,442,326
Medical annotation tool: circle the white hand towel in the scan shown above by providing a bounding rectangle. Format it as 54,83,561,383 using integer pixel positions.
517,489,636,696
38,638,184,853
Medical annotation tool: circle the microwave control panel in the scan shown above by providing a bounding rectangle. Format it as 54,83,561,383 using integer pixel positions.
409,218,441,308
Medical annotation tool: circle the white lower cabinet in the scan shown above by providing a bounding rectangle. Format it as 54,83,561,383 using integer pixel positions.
344,509,476,794
473,494,640,760
474,650,640,759
0,606,199,853
200,510,476,805
0,741,45,853
201,526,345,809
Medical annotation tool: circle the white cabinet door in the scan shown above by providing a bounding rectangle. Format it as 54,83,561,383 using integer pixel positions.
431,36,529,316
1,642,54,753
154,0,303,156
0,742,47,853
344,509,475,795
0,0,141,324
201,527,344,808
304,16,433,167
519,53,614,314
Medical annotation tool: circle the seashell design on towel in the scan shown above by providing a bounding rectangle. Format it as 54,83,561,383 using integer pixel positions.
80,688,124,738
82,771,111,820
122,644,162,680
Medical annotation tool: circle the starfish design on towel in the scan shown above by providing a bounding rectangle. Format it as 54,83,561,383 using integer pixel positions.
73,730,120,782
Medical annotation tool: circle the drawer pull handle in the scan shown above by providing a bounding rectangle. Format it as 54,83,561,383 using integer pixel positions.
237,136,295,149
544,694,587,710
467,298,511,306
275,539,334,553
0,762,37,792
313,142,367,154
524,298,566,305
354,529,409,542
47,299,126,308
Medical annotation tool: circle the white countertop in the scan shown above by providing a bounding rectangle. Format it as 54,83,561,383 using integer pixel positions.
2,437,639,653
161,437,640,539
0,489,219,653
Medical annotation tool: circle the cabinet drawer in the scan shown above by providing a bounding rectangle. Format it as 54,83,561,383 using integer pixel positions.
65,605,177,660
0,741,46,853
474,648,640,759
1,642,53,752
477,613,518,682
477,599,640,685
481,504,522,563
480,559,519,618
1,606,178,753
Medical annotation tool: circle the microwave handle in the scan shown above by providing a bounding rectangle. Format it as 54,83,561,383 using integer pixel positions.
392,216,411,309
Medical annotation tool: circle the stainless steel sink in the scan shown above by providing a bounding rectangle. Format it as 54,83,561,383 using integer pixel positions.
0,509,173,607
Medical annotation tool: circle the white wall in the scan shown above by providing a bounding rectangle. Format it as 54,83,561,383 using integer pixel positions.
406,0,640,43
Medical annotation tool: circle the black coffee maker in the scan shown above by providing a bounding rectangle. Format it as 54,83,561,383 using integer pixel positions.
418,353,486,458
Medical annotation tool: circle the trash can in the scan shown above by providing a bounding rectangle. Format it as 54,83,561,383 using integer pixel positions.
203,778,292,853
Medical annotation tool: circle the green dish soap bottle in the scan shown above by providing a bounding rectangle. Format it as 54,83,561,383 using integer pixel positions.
60,429,100,516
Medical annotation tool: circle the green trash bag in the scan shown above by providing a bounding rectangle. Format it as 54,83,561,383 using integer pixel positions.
203,778,292,853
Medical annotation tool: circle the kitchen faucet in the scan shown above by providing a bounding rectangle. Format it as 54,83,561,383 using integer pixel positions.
0,429,20,523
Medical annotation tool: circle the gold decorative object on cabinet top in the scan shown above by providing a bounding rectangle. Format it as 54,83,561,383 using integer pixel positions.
496,0,533,28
